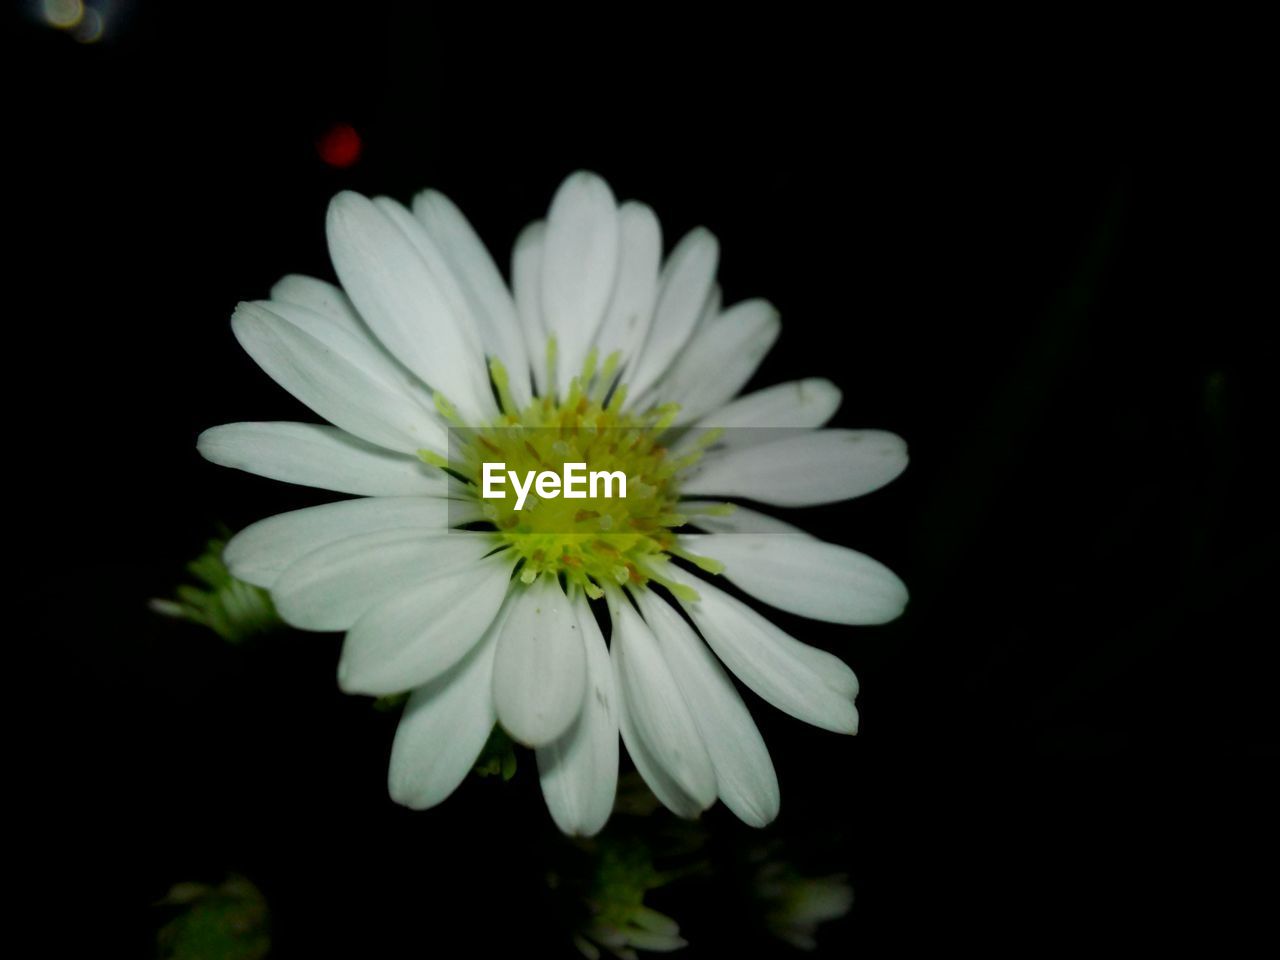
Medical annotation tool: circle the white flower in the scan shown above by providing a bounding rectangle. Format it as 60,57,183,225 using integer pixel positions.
199,171,908,836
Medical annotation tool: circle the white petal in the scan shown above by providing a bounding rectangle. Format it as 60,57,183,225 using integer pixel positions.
625,227,718,399
269,274,364,334
375,194,529,410
536,593,619,836
679,501,812,536
267,275,414,389
326,191,495,423
198,422,446,497
231,301,445,454
652,558,860,734
224,497,475,588
681,429,907,506
372,196,485,358
413,189,533,408
338,555,514,696
681,533,908,625
492,576,588,747
272,530,498,631
542,172,619,395
607,589,716,808
511,220,549,397
645,298,780,424
256,297,429,401
633,589,779,827
387,622,501,810
673,378,843,456
615,681,705,820
592,201,661,376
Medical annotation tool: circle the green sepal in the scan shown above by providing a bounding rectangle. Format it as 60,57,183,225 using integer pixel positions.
473,726,518,781
150,534,281,643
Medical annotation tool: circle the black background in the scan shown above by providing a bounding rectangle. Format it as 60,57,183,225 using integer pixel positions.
15,4,1273,955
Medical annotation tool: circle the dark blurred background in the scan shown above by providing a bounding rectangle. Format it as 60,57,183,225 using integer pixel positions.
13,3,1273,955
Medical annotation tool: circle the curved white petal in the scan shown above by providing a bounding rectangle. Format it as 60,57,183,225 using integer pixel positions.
372,196,486,358
388,621,502,810
326,191,495,424
542,172,619,395
338,555,514,696
607,589,716,808
616,698,705,820
255,298,430,401
376,194,529,410
413,189,532,409
267,275,415,390
592,201,661,377
231,301,445,454
224,496,475,588
272,530,498,631
652,559,860,734
269,274,366,336
511,220,549,397
492,576,588,747
680,534,908,625
678,501,812,536
198,422,446,497
536,594,619,836
673,379,843,456
633,589,779,827
625,227,718,399
645,298,780,424
680,429,907,506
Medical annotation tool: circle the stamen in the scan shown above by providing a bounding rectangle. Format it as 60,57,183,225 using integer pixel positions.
433,391,462,425
579,346,599,386
683,501,735,517
417,449,450,470
488,357,518,415
592,350,622,404
544,337,558,400
670,546,725,575
607,383,628,413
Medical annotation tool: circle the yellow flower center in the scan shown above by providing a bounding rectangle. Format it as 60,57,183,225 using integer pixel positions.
422,345,722,599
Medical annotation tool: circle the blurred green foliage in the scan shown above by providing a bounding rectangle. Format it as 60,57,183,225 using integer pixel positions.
155,874,270,960
150,533,281,643
472,726,519,780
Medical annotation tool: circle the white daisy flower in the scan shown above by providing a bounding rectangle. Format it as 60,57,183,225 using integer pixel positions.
198,171,908,836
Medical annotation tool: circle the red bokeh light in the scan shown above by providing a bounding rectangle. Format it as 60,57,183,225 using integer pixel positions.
317,123,362,168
